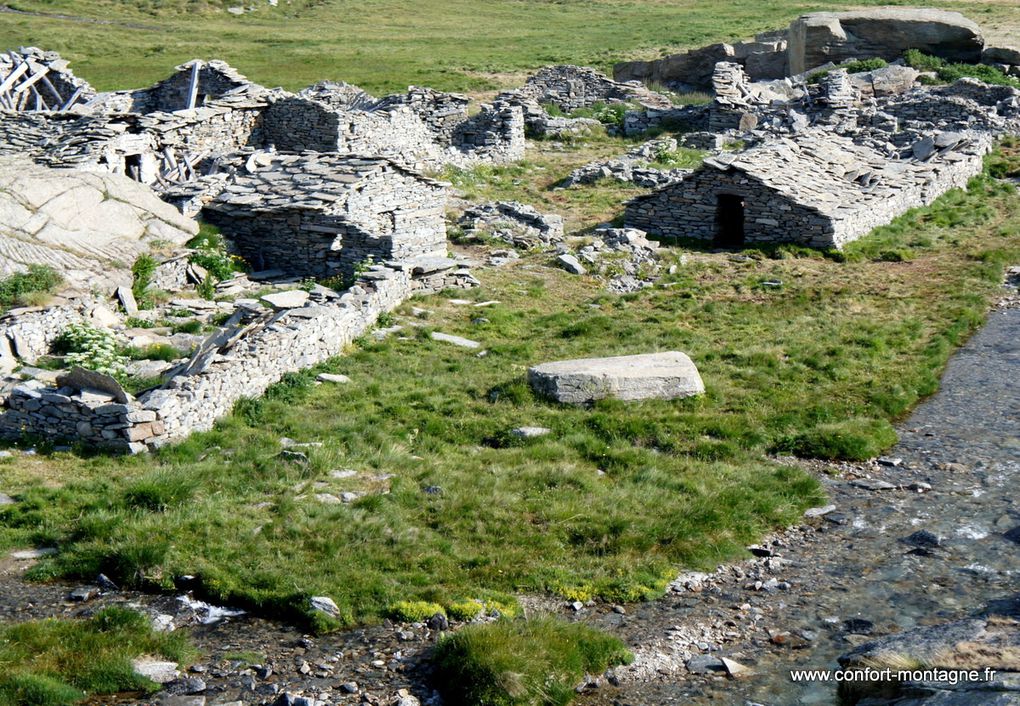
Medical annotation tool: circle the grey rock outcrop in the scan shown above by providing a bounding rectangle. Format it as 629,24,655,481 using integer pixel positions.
788,9,984,75
0,157,197,291
528,352,705,404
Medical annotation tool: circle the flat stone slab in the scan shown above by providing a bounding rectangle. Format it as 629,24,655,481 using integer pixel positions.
261,290,310,310
11,547,57,560
317,373,350,384
528,352,704,404
431,332,481,349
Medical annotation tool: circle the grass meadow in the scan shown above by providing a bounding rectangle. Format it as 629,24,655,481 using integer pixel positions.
0,0,1017,94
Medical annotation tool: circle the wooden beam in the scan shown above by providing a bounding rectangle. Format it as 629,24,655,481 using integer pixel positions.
38,73,64,105
12,67,48,96
186,60,201,110
60,86,84,111
0,61,28,95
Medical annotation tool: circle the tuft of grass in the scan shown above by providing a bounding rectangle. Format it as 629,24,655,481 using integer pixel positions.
0,606,193,706
131,254,157,310
389,601,446,623
774,418,898,461
0,265,62,311
903,49,1020,87
433,617,632,706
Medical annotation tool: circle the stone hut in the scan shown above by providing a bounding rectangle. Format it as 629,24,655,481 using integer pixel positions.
625,129,989,250
202,152,448,277
259,90,524,171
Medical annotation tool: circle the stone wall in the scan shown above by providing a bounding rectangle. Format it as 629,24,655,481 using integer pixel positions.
134,60,257,113
614,36,788,91
448,101,525,166
0,264,474,451
626,169,835,247
0,305,87,364
626,130,992,249
202,153,448,279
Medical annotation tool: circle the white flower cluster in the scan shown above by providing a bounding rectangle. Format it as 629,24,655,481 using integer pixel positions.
58,323,128,377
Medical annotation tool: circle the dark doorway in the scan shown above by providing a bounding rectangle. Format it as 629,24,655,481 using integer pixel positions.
714,193,745,248
125,154,143,182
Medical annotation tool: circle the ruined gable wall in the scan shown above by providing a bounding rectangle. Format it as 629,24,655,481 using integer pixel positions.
259,97,343,152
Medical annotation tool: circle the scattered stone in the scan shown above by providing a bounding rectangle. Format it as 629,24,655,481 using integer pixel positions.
309,596,341,618
877,456,903,467
316,373,350,384
528,352,705,404
903,529,943,549
804,504,836,518
68,586,99,602
430,332,481,349
556,254,587,276
510,426,551,439
132,657,179,684
720,656,750,678
851,478,898,491
261,290,311,310
686,655,725,674
0,493,15,506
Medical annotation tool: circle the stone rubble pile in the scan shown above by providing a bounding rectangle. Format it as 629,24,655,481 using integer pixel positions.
558,137,694,189
574,228,663,293
458,201,565,248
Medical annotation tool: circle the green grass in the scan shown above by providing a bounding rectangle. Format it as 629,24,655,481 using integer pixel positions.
1,147,1018,631
433,617,632,706
904,48,1020,87
0,0,1016,94
0,265,62,311
0,606,193,706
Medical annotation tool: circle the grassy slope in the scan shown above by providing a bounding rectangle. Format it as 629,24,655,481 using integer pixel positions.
0,606,192,706
1,142,1018,626
0,0,1016,93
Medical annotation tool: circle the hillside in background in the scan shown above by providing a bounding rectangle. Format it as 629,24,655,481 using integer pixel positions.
0,0,1016,93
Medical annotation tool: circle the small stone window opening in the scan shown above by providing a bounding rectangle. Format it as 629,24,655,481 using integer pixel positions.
715,193,745,248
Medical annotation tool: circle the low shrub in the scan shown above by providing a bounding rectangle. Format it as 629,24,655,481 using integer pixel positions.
388,601,445,623
0,265,63,310
53,323,128,377
775,418,898,461
433,617,632,706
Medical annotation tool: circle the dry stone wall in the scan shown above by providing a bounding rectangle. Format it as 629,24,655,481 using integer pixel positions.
202,152,448,278
626,129,992,249
0,264,474,452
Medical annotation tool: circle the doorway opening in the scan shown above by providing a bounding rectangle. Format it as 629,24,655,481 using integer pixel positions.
124,154,143,182
714,193,745,248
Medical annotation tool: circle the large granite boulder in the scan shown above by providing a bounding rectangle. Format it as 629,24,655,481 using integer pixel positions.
0,158,197,291
528,352,704,404
788,9,984,75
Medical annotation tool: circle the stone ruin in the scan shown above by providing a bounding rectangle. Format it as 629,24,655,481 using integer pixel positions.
0,53,525,193
614,8,1016,90
626,127,994,249
202,152,448,279
0,51,513,452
